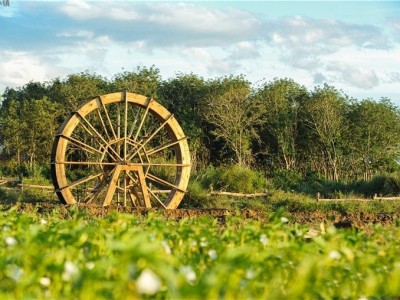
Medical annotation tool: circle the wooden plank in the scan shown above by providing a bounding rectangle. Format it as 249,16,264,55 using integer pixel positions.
317,197,400,202
209,191,268,198
373,196,400,200
17,184,54,190
317,198,373,202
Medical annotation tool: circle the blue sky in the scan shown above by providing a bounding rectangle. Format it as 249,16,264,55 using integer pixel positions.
1,1,400,104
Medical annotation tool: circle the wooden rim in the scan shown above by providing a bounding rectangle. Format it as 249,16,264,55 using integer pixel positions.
50,92,191,209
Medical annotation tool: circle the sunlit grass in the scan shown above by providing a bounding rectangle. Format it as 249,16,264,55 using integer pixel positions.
0,210,399,299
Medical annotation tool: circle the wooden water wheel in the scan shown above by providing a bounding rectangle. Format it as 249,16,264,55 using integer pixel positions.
50,92,191,209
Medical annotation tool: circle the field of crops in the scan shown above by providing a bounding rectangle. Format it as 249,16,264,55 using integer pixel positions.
1,207,399,299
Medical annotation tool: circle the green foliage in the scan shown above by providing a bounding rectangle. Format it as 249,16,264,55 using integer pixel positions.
256,78,308,170
193,165,269,194
202,75,264,166
0,188,57,205
0,211,399,299
272,169,303,191
1,67,400,204
182,181,215,209
362,174,400,197
219,165,269,193
158,73,209,169
113,66,161,98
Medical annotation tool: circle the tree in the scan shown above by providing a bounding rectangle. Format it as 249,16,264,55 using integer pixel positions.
21,98,61,171
0,99,26,165
1,81,49,109
202,75,264,166
158,73,209,169
347,98,400,180
49,72,111,114
302,84,348,181
256,78,308,170
113,66,161,98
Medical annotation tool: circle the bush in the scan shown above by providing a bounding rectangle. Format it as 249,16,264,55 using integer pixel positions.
181,181,215,209
219,165,269,193
272,169,303,191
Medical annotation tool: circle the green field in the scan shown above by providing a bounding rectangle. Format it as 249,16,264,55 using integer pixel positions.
1,208,399,299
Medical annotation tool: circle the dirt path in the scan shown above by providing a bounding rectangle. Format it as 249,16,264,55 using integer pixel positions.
1,202,399,229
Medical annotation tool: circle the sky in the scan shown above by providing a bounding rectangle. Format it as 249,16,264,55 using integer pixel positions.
1,0,400,104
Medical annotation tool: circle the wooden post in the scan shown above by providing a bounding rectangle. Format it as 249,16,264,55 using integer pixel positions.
316,192,320,202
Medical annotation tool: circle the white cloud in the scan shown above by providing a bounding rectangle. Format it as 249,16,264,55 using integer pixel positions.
388,72,400,83
230,41,261,60
267,16,388,50
264,16,390,72
0,51,65,89
145,3,260,36
390,18,400,31
59,0,98,19
57,30,94,39
58,1,260,47
327,63,379,89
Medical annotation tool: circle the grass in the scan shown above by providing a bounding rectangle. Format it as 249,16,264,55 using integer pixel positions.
0,210,399,299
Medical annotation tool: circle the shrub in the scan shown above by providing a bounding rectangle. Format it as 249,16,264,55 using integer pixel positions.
219,165,269,193
271,169,303,191
181,181,215,209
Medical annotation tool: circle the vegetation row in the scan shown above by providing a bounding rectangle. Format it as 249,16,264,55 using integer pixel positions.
1,66,400,201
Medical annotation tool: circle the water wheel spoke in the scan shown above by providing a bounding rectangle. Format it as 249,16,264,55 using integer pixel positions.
151,189,172,194
127,114,174,161
147,187,167,208
98,96,118,140
146,173,186,193
141,162,191,167
133,98,152,143
146,137,188,156
76,112,122,161
58,134,103,155
127,104,141,139
125,171,148,207
85,180,108,204
123,91,128,161
53,161,118,166
58,172,104,191
96,107,111,141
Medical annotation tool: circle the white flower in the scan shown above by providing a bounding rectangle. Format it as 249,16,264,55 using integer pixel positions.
280,217,289,223
62,261,79,281
85,262,95,270
149,232,156,241
40,219,47,225
7,264,24,281
5,236,17,247
190,241,197,248
136,269,161,295
358,297,368,300
161,240,171,255
208,249,218,260
39,277,51,287
245,269,255,280
259,234,269,246
329,250,342,260
181,265,196,283
200,237,207,248
304,229,319,239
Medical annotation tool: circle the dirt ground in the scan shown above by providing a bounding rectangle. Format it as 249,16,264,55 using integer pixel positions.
1,202,399,229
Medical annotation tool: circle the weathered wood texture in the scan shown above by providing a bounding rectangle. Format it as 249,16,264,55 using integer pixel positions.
51,92,191,209
209,191,268,198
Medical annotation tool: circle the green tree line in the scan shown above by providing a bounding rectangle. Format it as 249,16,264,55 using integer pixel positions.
1,66,399,182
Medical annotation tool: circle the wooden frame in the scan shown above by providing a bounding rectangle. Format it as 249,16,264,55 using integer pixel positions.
51,92,191,209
